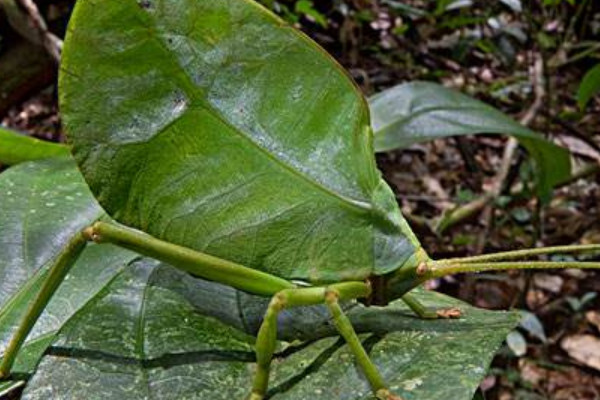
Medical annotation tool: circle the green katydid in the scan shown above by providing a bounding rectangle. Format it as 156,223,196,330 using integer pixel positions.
1,0,600,399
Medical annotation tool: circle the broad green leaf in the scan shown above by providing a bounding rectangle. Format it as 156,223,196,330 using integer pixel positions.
60,0,422,283
0,158,138,376
370,81,571,198
577,64,600,110
21,260,519,400
0,127,69,166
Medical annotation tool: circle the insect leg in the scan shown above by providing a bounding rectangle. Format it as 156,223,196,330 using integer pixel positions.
0,232,88,379
250,281,396,400
85,221,295,296
401,292,461,319
325,290,404,400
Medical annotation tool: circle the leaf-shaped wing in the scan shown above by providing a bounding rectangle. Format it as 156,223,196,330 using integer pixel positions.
60,0,422,282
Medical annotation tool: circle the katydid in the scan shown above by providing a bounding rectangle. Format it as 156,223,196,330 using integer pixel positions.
1,0,600,399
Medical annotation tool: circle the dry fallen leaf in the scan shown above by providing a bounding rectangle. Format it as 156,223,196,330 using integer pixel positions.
561,335,600,371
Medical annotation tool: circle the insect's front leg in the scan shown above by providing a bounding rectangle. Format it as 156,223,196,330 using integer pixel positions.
0,232,88,378
250,282,403,400
402,292,462,319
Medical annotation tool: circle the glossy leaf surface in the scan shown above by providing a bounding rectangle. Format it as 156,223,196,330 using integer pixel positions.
21,260,519,400
0,127,69,166
0,158,137,376
60,0,421,282
370,81,571,197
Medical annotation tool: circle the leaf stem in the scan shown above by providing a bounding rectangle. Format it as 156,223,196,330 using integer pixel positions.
438,244,600,264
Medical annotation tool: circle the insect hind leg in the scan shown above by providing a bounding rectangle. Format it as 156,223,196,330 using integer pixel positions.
249,281,404,400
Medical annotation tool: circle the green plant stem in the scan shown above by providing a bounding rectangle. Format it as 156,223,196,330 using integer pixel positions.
0,232,87,378
87,221,295,296
439,244,600,264
426,260,600,279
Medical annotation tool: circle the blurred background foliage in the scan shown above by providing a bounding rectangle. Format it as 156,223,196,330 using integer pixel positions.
1,0,600,399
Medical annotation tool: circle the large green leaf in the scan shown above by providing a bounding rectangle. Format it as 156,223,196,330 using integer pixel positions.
370,81,571,198
0,127,69,166
21,259,519,400
59,0,422,283
0,158,138,378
